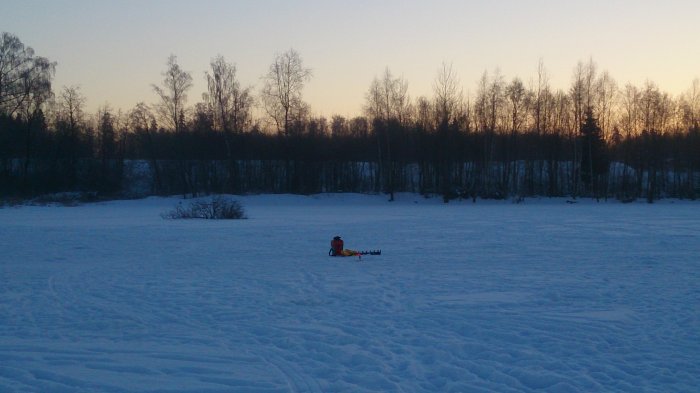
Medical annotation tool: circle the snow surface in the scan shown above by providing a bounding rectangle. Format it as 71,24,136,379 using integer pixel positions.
1,194,699,392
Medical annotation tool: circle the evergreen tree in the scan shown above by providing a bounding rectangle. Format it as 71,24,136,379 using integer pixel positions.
580,108,609,199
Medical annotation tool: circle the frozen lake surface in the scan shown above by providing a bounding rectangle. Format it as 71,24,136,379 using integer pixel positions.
1,194,699,392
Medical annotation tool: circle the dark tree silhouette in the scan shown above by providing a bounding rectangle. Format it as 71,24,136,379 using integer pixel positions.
204,55,254,192
152,55,192,133
261,49,311,136
580,108,609,200
2,33,700,203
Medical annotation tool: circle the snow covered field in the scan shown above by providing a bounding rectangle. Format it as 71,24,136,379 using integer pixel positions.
1,194,699,392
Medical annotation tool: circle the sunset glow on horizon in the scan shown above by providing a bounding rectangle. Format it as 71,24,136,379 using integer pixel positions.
3,0,699,117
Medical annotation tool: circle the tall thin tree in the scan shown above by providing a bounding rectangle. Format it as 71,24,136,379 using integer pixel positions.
152,55,192,133
261,49,311,135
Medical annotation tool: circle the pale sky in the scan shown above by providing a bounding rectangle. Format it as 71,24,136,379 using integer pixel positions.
3,0,699,117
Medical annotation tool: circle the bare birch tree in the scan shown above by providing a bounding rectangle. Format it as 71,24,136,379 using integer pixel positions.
204,55,254,192
152,55,192,133
0,32,55,117
596,71,618,139
205,55,253,134
434,62,462,126
261,49,311,135
365,68,410,124
680,78,700,129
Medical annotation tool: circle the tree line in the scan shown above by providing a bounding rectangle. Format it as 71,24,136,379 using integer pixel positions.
1,32,699,202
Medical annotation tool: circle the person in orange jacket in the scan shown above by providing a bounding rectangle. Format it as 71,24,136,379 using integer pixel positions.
329,236,359,256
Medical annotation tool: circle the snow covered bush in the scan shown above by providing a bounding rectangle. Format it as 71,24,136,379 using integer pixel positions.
163,196,246,219
30,192,99,206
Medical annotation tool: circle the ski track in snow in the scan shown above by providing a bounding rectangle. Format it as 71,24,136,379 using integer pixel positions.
1,194,699,392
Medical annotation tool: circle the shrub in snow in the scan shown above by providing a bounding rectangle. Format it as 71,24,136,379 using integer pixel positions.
163,196,246,220
29,192,99,206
